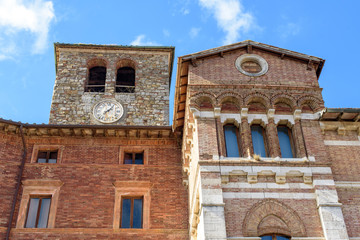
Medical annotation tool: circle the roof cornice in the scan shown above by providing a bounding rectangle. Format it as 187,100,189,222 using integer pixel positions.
0,118,174,138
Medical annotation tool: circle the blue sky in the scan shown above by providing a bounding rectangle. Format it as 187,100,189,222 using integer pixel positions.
0,0,359,124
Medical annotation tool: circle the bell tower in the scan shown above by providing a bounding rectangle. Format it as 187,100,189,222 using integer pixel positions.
50,43,174,126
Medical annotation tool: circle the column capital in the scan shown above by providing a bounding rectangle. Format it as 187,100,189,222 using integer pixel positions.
294,109,302,121
214,107,221,118
241,108,248,119
267,109,275,120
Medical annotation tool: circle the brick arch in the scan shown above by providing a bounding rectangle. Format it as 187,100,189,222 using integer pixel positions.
190,92,216,110
115,58,137,70
244,93,271,109
243,199,306,237
217,92,242,112
258,214,291,237
297,95,324,112
217,92,243,106
271,94,297,110
87,58,108,68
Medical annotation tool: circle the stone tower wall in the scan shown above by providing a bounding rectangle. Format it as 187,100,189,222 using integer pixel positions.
50,46,172,126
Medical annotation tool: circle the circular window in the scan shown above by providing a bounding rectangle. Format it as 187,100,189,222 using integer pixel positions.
235,54,268,77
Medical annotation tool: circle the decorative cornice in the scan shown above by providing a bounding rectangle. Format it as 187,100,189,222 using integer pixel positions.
0,119,174,138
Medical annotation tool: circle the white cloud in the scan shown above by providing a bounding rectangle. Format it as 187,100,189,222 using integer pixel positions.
189,27,201,38
130,35,159,46
0,38,16,60
0,0,55,59
181,8,190,15
278,22,300,39
198,0,255,45
163,29,170,37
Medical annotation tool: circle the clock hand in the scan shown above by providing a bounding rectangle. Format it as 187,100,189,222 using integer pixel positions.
104,105,114,114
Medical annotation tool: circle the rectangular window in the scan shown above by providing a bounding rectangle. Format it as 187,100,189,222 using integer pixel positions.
25,196,51,228
224,125,241,157
251,125,268,157
124,152,144,164
37,151,58,163
121,197,143,228
261,235,290,240
277,126,294,158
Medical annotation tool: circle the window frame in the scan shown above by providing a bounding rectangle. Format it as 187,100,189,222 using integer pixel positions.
251,124,269,157
16,180,63,229
277,125,296,158
31,145,63,164
37,150,58,163
260,234,290,240
223,124,242,157
25,195,52,228
119,147,148,165
113,181,151,229
120,196,144,228
123,152,144,165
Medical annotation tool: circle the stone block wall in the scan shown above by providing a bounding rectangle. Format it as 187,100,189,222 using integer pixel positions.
50,45,172,126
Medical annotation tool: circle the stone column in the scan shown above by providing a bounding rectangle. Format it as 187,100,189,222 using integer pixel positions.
240,108,252,158
266,109,281,158
293,110,307,158
197,166,227,240
105,66,115,95
315,185,349,240
214,107,226,158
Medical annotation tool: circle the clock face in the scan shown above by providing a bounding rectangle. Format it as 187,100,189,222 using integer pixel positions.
93,100,124,123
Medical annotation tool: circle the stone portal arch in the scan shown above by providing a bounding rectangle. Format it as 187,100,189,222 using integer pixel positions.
243,199,306,237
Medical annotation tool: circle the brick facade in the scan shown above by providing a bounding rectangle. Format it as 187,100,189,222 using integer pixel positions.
173,40,358,240
0,125,188,239
1,40,359,240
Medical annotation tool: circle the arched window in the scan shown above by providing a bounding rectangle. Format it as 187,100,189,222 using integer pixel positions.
251,124,268,157
116,67,135,93
86,66,106,92
261,235,290,240
277,126,294,158
224,124,241,157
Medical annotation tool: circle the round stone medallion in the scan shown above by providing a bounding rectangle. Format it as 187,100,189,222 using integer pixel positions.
235,54,268,77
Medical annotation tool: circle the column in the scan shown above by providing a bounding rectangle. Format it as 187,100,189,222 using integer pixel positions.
240,108,252,157
266,109,281,158
293,109,307,158
315,183,349,240
197,167,227,240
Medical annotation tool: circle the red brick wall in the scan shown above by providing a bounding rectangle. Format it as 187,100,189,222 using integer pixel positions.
188,48,319,87
301,120,329,163
0,132,23,230
324,129,360,238
337,188,360,238
197,119,219,160
224,198,323,237
325,130,360,181
8,230,188,240
185,46,329,239
0,133,189,239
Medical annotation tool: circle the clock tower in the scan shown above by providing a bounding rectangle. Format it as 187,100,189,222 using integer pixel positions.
50,43,174,126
